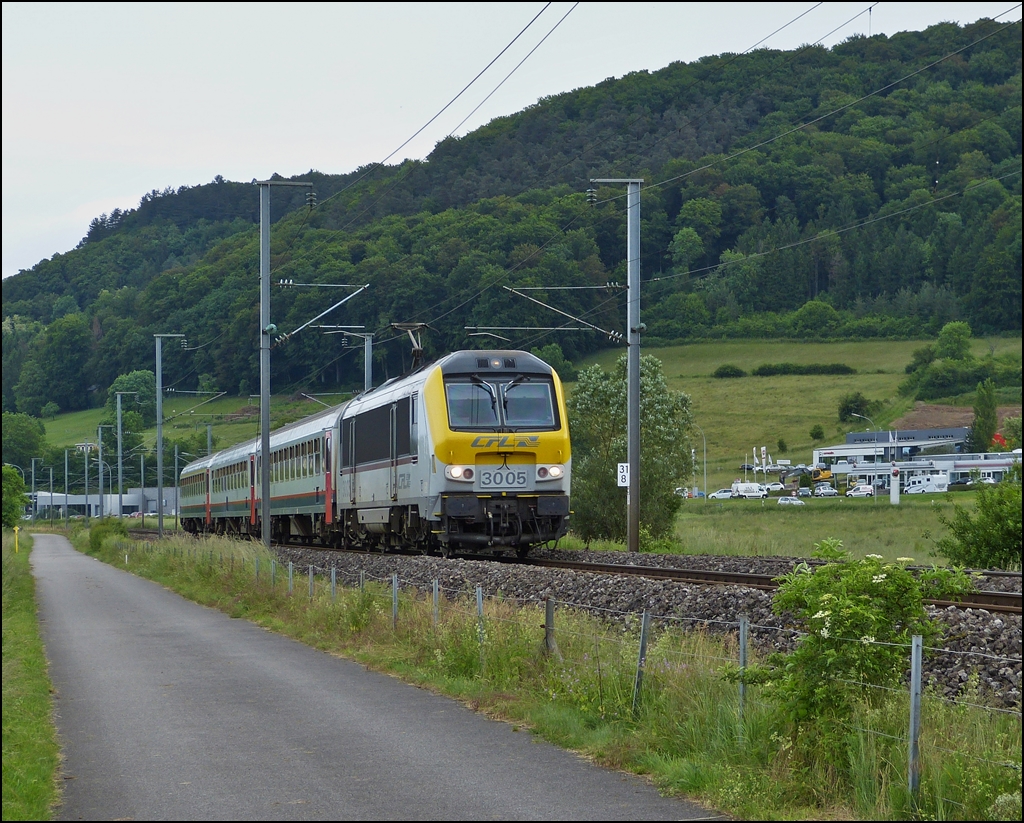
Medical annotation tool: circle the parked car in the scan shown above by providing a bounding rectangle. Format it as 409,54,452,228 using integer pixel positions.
778,496,806,506
814,485,839,497
846,484,874,497
732,482,768,499
739,463,755,471
967,477,997,485
708,489,734,500
797,486,812,497
764,482,786,493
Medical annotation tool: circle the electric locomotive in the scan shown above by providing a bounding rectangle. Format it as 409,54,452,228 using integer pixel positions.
179,350,571,557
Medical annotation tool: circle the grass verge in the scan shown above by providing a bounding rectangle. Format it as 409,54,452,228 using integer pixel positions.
77,530,1021,820
2,529,60,822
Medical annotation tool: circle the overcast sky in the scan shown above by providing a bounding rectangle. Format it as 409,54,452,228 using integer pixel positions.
2,2,1018,279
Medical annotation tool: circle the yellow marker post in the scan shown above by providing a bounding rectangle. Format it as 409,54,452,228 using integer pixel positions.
13,525,19,553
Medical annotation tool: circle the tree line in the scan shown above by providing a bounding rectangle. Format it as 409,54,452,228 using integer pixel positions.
1,18,1020,418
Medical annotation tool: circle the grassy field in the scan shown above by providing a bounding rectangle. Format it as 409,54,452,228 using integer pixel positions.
44,394,343,453
579,337,1021,493
670,495,955,563
2,531,60,821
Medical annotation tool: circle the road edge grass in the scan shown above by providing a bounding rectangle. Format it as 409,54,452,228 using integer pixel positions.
2,530,60,822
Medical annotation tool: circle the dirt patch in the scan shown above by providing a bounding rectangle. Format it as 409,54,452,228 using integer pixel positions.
225,405,259,422
891,402,1022,431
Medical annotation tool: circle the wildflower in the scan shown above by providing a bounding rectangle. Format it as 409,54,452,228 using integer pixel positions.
866,554,883,560
820,627,830,638
813,609,831,620
860,635,875,645
872,573,887,583
897,557,914,564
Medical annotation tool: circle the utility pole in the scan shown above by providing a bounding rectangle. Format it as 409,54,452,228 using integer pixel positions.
97,425,113,518
174,445,179,532
31,457,42,523
254,178,314,551
77,443,93,520
155,333,185,537
115,392,137,521
591,178,643,553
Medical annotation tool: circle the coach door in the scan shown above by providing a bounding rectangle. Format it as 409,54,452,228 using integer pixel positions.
204,469,211,526
249,454,257,526
345,417,357,504
390,404,398,500
323,430,334,524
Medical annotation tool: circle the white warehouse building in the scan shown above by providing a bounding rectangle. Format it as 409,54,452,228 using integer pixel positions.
811,427,1020,490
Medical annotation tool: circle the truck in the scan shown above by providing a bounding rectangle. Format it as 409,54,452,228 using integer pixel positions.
811,466,832,483
903,473,949,494
731,481,768,499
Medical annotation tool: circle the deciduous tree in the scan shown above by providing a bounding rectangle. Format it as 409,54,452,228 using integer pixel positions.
567,354,692,542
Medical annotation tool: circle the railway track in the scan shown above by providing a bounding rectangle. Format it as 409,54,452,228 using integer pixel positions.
521,556,1023,615
130,528,1022,615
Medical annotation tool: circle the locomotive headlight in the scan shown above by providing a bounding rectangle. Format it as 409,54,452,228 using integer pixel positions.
537,465,564,481
445,465,475,482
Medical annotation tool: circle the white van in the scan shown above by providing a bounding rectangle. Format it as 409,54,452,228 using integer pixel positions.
732,481,768,499
904,473,949,494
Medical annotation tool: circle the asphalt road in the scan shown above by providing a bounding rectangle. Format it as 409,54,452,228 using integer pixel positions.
31,534,719,821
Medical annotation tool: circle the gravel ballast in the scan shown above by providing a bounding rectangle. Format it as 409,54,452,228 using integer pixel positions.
274,544,1022,709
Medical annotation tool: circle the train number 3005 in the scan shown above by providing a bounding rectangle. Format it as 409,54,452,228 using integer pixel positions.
479,469,528,488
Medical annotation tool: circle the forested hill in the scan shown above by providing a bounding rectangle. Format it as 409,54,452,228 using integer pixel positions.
2,18,1021,417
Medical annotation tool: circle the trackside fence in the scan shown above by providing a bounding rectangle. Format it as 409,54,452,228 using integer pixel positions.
113,540,1021,816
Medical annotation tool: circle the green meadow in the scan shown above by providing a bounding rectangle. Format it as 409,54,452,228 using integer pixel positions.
579,337,1021,494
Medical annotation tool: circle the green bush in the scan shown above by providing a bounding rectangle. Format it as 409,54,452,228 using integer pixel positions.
712,364,746,378
752,363,856,376
746,539,974,766
934,464,1022,570
88,518,129,552
837,391,875,422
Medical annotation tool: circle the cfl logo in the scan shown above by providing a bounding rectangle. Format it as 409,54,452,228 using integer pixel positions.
471,435,540,448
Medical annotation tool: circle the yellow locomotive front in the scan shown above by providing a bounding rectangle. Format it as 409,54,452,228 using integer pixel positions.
424,350,571,556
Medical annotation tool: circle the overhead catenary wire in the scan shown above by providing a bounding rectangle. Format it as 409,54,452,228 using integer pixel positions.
276,1,555,249
269,0,833,282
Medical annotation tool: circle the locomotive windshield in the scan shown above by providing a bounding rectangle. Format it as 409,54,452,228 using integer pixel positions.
446,377,557,430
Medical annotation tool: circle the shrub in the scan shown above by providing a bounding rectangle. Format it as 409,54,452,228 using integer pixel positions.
934,464,1022,570
88,518,129,553
713,364,746,378
837,391,874,422
752,363,856,376
746,539,973,765
809,424,825,441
